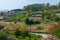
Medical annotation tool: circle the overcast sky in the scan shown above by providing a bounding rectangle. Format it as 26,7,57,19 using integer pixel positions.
0,0,60,10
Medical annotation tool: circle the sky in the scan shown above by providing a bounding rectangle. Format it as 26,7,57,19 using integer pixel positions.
0,0,60,10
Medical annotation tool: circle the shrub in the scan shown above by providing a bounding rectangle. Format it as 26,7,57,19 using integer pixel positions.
14,29,21,38
14,28,29,38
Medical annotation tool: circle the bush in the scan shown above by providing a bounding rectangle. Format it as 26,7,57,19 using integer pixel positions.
14,28,29,38
14,29,21,38
0,31,15,40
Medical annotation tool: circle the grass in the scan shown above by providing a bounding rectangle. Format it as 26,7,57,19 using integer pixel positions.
6,31,41,40
0,21,58,33
16,34,41,40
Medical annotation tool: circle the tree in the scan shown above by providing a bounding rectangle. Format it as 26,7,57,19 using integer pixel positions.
45,3,50,9
23,4,45,11
58,2,60,9
46,3,50,7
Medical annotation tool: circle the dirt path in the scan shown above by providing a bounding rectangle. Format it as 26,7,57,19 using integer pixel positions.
31,33,60,40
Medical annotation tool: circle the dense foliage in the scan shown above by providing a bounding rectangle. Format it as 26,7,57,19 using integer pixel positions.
23,4,45,11
23,2,60,11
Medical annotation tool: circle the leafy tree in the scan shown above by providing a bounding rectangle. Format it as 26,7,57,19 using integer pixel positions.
23,4,45,11
58,2,60,9
45,3,50,9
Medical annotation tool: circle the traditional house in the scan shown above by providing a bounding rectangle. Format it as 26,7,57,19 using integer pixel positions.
28,14,43,20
